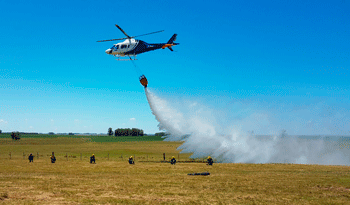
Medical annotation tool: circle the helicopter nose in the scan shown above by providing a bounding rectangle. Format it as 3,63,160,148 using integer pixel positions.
105,49,112,54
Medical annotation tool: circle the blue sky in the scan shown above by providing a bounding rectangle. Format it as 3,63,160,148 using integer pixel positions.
0,0,349,135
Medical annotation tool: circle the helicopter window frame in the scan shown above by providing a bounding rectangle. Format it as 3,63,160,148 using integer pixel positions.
111,45,119,50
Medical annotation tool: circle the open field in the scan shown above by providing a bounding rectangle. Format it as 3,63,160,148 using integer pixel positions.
0,136,190,162
0,133,165,142
0,136,350,204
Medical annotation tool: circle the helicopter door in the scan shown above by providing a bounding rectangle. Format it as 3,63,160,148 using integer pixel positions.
119,44,129,54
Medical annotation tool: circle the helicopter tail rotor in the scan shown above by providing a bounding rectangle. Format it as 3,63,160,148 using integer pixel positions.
162,34,179,51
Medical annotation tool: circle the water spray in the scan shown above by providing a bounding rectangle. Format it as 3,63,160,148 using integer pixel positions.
144,89,350,165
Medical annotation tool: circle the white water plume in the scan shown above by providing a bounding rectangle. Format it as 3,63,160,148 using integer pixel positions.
145,88,350,165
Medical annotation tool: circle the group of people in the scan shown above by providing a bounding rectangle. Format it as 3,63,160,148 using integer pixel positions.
28,153,214,165
27,153,111,164
28,152,57,163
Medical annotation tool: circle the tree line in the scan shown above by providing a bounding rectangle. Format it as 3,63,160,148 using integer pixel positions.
108,128,144,137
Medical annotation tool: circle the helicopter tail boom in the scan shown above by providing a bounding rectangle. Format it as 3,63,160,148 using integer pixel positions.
162,34,179,51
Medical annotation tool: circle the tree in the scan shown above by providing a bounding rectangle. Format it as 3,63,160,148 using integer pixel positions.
11,132,20,140
114,128,144,136
124,129,129,136
139,129,144,136
108,127,113,136
131,128,138,136
155,132,167,136
114,129,119,137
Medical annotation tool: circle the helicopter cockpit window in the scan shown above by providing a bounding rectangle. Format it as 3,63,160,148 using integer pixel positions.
121,45,127,49
116,45,119,49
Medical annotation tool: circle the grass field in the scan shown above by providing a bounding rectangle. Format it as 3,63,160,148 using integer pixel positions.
0,133,165,142
0,136,350,204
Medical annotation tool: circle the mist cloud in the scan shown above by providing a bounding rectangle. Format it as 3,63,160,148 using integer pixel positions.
145,88,350,165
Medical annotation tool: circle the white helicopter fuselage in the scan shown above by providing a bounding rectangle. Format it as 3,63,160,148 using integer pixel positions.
102,34,178,59
105,39,139,56
98,24,178,59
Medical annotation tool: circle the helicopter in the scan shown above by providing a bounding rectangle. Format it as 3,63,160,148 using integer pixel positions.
97,24,179,60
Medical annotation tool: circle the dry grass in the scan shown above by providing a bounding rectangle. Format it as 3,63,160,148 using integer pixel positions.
0,137,349,204
0,137,192,161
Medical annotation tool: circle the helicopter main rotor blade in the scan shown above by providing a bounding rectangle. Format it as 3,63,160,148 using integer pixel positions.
97,25,164,42
97,37,128,42
131,30,164,38
115,24,131,38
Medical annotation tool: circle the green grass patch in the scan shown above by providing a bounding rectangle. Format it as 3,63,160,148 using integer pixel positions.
89,135,164,142
0,133,165,142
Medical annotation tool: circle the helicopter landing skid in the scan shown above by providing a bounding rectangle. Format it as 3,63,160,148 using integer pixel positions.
114,55,137,61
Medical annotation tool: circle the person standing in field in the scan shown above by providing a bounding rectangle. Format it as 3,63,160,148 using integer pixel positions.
28,153,34,162
207,156,213,165
90,154,96,164
163,153,165,161
50,152,56,163
170,156,176,165
129,156,134,164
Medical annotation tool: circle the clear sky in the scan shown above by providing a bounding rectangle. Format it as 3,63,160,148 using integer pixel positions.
0,0,349,135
